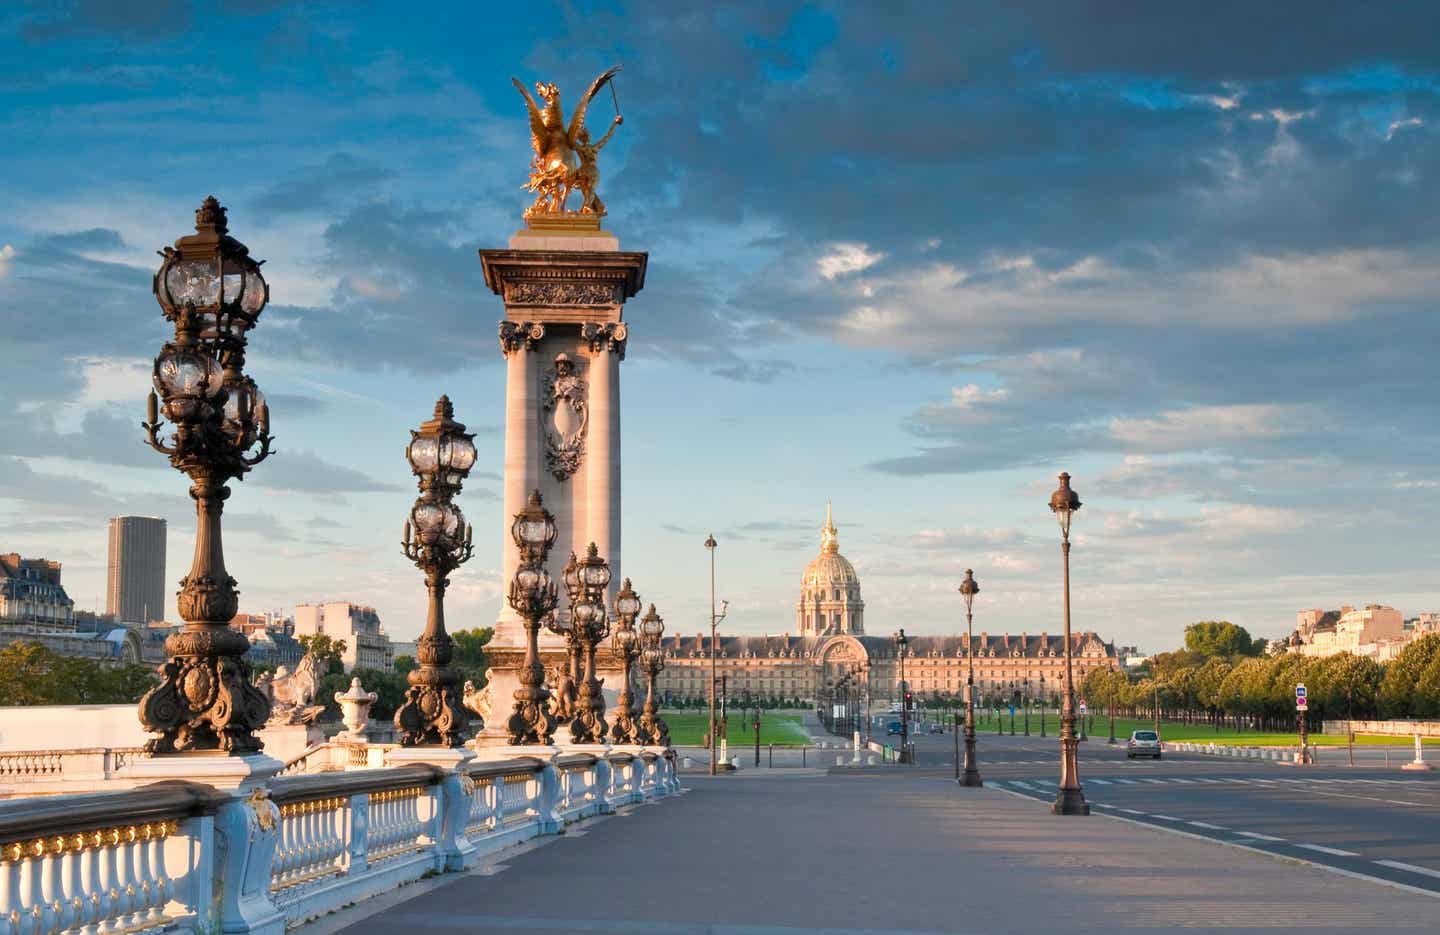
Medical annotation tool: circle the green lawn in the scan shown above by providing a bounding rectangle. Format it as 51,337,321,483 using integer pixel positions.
989,713,1440,746
660,711,812,747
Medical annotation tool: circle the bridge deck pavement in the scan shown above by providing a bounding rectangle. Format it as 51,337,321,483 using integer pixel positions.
322,771,1436,935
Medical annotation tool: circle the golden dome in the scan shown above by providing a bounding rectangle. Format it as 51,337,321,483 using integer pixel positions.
801,501,859,586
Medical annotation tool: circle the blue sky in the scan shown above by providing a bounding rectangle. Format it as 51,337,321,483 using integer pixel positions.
3,2,1440,651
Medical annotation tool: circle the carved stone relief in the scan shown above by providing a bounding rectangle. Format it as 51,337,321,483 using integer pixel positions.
505,281,619,306
543,353,588,481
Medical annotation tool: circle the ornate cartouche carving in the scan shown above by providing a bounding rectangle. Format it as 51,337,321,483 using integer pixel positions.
543,353,587,481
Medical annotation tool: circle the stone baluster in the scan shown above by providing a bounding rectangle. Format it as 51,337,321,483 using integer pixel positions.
346,794,369,876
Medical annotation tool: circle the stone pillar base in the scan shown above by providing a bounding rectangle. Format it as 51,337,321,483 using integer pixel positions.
126,752,283,790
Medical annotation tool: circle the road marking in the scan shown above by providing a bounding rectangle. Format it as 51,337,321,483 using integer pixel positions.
1297,844,1360,857
1375,860,1440,880
1118,808,1146,815
1170,778,1198,783
1139,778,1168,784
1151,814,1183,821
1114,778,1139,785
1196,778,1224,784
1089,778,1112,785
1092,803,1117,809
1236,831,1285,842
1188,821,1228,830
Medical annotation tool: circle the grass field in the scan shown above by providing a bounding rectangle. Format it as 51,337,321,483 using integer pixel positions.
968,711,1437,746
660,711,812,747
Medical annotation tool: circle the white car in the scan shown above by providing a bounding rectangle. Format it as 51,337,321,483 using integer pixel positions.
1127,729,1162,759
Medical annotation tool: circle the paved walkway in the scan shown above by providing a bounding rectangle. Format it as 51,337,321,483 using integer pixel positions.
321,770,1437,934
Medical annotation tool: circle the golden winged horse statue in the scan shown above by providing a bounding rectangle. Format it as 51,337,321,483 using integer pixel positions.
513,65,623,217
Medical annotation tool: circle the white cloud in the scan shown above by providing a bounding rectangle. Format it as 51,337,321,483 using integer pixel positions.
1109,403,1306,453
816,242,884,280
0,244,14,278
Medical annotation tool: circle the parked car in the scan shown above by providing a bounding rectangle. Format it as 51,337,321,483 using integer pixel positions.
928,723,945,734
886,721,903,735
1127,729,1162,759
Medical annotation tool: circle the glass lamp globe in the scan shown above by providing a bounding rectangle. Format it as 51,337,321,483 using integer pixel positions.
406,395,477,491
154,197,268,339
579,543,611,590
1049,471,1082,537
641,604,664,642
615,578,641,620
511,490,557,557
614,625,638,653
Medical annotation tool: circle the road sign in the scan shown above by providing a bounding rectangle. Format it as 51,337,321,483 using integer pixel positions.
1296,683,1308,709
1079,700,1088,715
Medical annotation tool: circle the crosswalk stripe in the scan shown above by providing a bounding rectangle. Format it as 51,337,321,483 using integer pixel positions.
1089,778,1113,785
1375,859,1440,880
1114,778,1139,785
1297,843,1359,857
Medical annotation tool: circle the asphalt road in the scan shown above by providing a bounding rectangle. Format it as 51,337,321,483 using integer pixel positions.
897,726,1440,896
324,764,1439,935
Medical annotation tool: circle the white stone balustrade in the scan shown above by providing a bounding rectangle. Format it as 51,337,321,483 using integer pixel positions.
0,748,681,934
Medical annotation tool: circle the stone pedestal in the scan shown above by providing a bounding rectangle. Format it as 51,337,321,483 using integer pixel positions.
479,217,647,747
125,752,283,790
256,722,325,765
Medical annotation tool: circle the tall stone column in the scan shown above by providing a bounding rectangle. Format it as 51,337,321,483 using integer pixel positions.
583,324,625,610
474,218,647,752
497,321,544,641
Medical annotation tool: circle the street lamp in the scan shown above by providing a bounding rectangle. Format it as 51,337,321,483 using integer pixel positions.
705,533,727,775
958,569,982,787
609,577,643,743
568,543,612,743
638,604,670,746
1009,681,1017,735
1039,672,1047,738
506,490,558,745
395,396,476,746
138,197,274,755
547,551,583,722
894,628,910,763
1049,471,1089,816
1023,676,1031,736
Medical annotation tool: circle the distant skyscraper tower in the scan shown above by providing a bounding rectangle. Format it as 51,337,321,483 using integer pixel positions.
107,516,167,623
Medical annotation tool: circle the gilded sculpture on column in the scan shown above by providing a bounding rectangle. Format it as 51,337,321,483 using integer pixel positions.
512,66,623,217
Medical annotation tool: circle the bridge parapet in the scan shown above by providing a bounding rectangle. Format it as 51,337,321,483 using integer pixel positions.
0,747,679,934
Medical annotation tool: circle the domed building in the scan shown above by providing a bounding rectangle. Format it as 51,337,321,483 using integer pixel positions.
797,503,864,637
652,504,1119,713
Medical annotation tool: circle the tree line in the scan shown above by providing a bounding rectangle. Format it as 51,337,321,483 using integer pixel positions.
1082,623,1440,730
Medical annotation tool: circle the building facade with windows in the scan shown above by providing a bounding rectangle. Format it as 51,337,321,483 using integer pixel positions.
653,508,1119,708
106,516,167,624
0,553,75,632
293,601,394,672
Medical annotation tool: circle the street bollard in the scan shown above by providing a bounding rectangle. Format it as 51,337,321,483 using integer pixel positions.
802,746,807,767
682,756,692,769
836,755,845,767
769,744,773,768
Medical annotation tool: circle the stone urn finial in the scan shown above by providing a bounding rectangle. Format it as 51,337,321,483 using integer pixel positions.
335,677,379,741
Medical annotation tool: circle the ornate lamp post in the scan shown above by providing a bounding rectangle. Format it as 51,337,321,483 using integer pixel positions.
704,533,725,775
394,397,476,747
958,569,982,787
506,491,559,745
547,552,583,721
638,604,670,746
609,578,643,743
566,543,613,743
138,197,274,756
1050,471,1089,816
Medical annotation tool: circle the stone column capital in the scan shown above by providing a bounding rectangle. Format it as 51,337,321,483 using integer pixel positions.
499,321,546,356
582,322,627,360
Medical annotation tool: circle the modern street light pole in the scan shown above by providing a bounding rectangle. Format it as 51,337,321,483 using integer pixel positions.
958,569,982,786
1107,679,1118,745
1039,672,1047,738
705,533,723,775
1023,677,1031,736
894,629,910,764
1050,471,1090,816
1009,682,1016,735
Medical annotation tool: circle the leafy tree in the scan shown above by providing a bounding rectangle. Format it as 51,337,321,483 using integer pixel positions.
1379,634,1440,718
296,633,347,675
450,626,493,686
1183,621,1257,658
394,655,417,676
0,641,158,705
